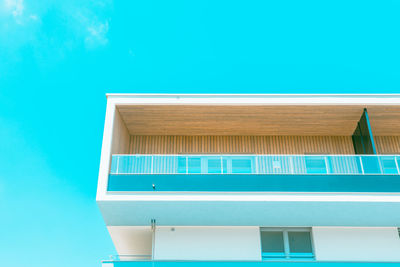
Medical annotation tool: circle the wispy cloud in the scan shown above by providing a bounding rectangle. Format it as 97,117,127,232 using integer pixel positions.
29,14,37,20
85,20,109,48
4,0,24,18
0,0,112,53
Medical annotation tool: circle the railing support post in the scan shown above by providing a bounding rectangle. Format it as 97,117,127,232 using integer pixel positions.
151,156,154,174
221,156,223,174
324,156,330,174
377,156,383,174
359,156,364,174
255,156,259,174
116,156,119,174
395,156,400,175
289,156,294,174
151,219,156,260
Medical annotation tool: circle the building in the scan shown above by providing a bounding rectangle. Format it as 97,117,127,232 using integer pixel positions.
97,94,400,266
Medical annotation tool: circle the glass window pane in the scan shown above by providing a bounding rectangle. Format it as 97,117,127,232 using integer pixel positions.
261,231,285,253
288,231,312,254
361,157,381,174
188,158,201,173
222,159,227,174
110,156,119,174
381,158,398,174
177,157,187,173
305,157,327,174
232,159,252,173
208,159,221,173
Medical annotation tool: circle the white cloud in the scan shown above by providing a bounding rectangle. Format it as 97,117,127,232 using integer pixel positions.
29,14,37,20
85,20,109,48
0,0,112,52
4,0,24,17
3,0,39,25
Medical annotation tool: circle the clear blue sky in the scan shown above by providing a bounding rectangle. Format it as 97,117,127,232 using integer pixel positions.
1,0,400,266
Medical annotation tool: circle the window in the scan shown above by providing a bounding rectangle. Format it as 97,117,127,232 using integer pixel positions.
187,158,201,173
207,158,227,174
261,228,314,260
305,157,327,174
177,157,201,173
177,157,187,173
231,158,253,173
380,157,399,174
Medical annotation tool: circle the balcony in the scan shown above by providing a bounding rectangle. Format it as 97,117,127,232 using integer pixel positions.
107,154,400,192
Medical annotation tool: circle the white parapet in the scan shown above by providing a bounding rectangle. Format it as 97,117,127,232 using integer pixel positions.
154,226,261,261
313,227,400,262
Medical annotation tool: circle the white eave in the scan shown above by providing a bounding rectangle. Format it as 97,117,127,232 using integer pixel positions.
105,93,400,105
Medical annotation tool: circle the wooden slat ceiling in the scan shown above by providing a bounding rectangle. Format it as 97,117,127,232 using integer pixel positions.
366,106,400,136
117,105,400,136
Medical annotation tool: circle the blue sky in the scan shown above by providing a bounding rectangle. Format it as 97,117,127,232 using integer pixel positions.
1,0,400,266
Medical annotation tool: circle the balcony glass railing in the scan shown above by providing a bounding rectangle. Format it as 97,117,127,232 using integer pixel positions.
110,154,400,175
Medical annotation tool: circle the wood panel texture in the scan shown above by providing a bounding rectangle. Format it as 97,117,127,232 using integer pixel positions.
375,136,400,154
367,106,400,136
128,136,355,155
118,105,364,136
118,105,400,136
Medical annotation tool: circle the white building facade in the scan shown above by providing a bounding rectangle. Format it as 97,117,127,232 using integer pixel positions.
98,94,400,266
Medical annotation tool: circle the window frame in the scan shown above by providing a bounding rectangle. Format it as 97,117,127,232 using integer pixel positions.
260,227,315,261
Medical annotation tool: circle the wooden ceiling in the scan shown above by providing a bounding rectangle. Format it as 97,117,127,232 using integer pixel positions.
117,105,400,136
367,106,400,136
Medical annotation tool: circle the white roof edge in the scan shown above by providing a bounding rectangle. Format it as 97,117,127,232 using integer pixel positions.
104,93,400,105
106,93,400,97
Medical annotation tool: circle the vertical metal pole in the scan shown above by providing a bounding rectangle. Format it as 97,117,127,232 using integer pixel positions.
395,156,400,175
283,230,290,259
289,156,294,174
255,156,258,174
359,156,364,174
151,219,156,260
221,156,223,174
324,156,330,174
151,156,154,174
377,156,383,174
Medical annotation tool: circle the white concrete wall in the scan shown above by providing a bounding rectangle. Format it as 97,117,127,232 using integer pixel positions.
154,226,261,261
313,227,400,262
107,226,152,260
111,108,130,155
106,226,400,262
